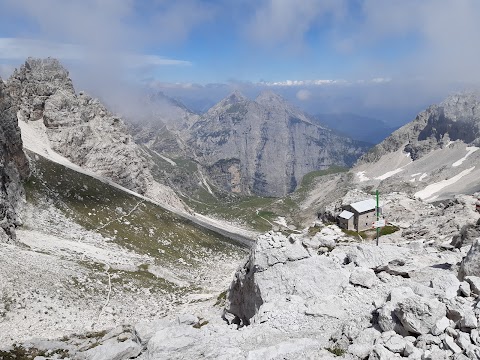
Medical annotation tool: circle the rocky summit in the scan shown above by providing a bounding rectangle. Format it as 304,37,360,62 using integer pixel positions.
187,90,369,197
348,93,480,202
359,92,480,165
0,77,29,242
7,57,186,211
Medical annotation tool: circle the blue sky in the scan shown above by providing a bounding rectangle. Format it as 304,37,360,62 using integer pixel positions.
0,0,433,83
0,0,479,124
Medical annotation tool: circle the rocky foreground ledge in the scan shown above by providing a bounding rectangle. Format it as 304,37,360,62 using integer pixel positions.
2,225,480,359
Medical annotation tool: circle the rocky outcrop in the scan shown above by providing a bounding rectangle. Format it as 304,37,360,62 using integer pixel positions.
223,227,480,359
5,219,480,359
0,77,29,242
7,58,185,211
459,239,480,279
358,92,480,165
187,91,369,197
452,219,480,248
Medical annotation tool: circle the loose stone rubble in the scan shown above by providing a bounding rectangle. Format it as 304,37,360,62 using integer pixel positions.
4,216,480,359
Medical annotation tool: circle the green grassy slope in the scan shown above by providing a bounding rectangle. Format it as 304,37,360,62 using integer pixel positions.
24,151,247,292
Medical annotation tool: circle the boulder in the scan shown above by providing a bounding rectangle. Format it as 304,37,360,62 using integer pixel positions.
368,344,395,360
431,317,450,336
471,329,480,346
348,327,381,358
383,333,407,353
310,228,338,249
464,276,480,295
228,232,349,326
444,334,462,354
459,281,471,297
459,239,480,279
430,273,460,299
81,339,141,360
349,268,377,289
394,295,446,335
460,310,478,330
456,331,472,350
451,223,480,248
403,341,421,357
424,346,453,360
377,287,414,335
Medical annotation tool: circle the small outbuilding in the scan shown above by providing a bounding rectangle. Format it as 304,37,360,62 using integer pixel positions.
338,199,378,232
338,210,354,230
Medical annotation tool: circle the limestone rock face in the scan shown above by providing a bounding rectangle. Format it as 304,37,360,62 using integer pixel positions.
459,239,480,279
187,91,369,197
358,92,480,165
0,77,29,242
7,58,185,210
451,220,480,248
225,230,355,328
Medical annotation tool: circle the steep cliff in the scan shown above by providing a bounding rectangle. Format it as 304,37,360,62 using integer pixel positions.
187,91,369,197
0,77,29,242
7,58,185,211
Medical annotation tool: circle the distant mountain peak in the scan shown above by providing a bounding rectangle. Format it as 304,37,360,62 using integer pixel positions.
22,57,69,79
255,90,286,105
189,88,369,197
227,90,248,103
212,90,248,110
11,57,74,94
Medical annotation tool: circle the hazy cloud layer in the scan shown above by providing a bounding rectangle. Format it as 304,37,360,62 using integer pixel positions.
1,0,479,126
248,0,480,84
0,0,209,81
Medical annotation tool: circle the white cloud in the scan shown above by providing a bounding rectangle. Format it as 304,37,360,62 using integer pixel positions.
0,0,211,78
245,0,480,86
0,38,82,61
263,79,338,86
257,78,392,87
246,0,347,48
344,0,480,83
296,89,311,101
0,38,191,71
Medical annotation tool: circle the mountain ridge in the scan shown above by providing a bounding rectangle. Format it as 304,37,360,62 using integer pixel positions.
7,57,188,212
186,90,370,197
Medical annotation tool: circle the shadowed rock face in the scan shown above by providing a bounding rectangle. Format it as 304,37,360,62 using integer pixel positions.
0,77,29,242
187,91,369,197
358,92,480,165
